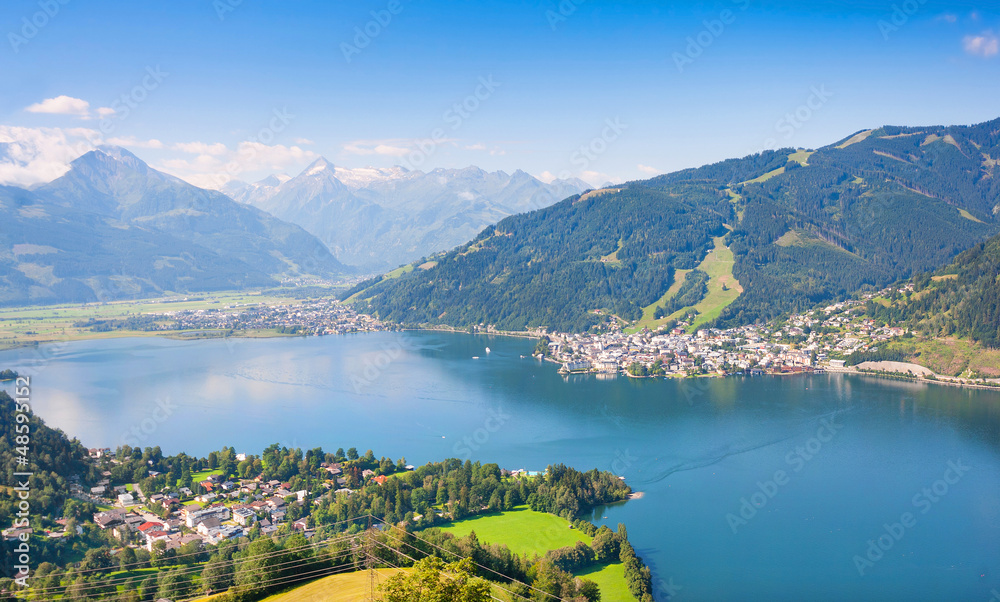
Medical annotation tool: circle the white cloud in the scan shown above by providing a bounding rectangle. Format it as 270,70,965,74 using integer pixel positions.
580,170,617,187
465,143,487,151
637,164,660,175
173,141,229,155
963,31,999,57
95,107,117,117
293,137,314,145
25,95,93,118
155,142,318,189
0,125,101,186
107,136,164,149
344,138,459,157
0,125,320,191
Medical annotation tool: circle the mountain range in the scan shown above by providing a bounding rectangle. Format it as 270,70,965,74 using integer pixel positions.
0,148,346,306
224,159,590,272
347,118,1000,333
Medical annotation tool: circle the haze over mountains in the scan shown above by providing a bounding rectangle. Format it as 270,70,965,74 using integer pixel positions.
0,148,346,306
349,118,1000,332
224,159,590,272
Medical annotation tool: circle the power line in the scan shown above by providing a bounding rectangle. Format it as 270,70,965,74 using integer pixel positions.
26,532,361,596
370,517,562,601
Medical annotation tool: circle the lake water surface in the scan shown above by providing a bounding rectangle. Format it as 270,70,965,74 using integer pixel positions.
3,331,999,601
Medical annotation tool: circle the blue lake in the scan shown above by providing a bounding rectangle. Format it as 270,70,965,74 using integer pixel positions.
3,331,999,601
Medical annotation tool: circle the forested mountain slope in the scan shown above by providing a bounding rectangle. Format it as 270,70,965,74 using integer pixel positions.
349,118,1000,333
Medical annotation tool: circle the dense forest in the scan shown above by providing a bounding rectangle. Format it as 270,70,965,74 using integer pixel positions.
862,231,1000,348
348,118,1000,333
353,186,727,332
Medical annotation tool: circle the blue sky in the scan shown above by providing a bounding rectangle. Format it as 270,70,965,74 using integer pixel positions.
1,0,998,188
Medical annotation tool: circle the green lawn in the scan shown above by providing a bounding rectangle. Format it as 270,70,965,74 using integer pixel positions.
435,507,638,601
190,468,224,483
576,562,633,602
437,506,590,557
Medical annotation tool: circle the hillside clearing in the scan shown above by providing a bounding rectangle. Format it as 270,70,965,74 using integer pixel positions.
739,165,784,185
787,149,814,166
630,269,691,332
437,506,590,557
680,236,743,331
632,237,742,333
836,129,873,148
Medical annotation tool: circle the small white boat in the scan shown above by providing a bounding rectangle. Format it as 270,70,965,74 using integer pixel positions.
485,347,491,354
472,356,479,359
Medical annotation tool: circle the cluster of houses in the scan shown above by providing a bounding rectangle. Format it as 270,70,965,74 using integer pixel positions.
81,462,376,553
151,298,387,336
542,290,911,377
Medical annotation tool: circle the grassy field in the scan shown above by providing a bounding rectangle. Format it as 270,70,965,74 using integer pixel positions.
679,236,742,331
193,569,406,602
576,562,633,602
739,165,784,185
195,564,551,602
0,289,331,350
787,149,814,165
629,269,690,333
836,129,873,148
435,507,637,601
627,236,742,334
437,506,590,557
958,207,985,223
190,468,224,483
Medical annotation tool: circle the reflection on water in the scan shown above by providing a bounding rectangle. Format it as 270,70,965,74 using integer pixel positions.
1,332,999,601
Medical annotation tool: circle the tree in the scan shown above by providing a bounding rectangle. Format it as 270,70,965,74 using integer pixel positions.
202,555,235,593
379,557,491,602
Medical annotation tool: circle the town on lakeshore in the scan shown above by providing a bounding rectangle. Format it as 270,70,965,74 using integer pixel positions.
3,281,998,388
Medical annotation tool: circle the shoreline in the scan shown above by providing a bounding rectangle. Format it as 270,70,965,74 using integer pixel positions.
825,365,1000,392
3,325,999,394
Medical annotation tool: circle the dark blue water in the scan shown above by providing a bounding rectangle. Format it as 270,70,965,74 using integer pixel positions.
3,331,999,601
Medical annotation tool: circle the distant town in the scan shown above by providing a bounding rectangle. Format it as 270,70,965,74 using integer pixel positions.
525,284,998,387
117,298,389,337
